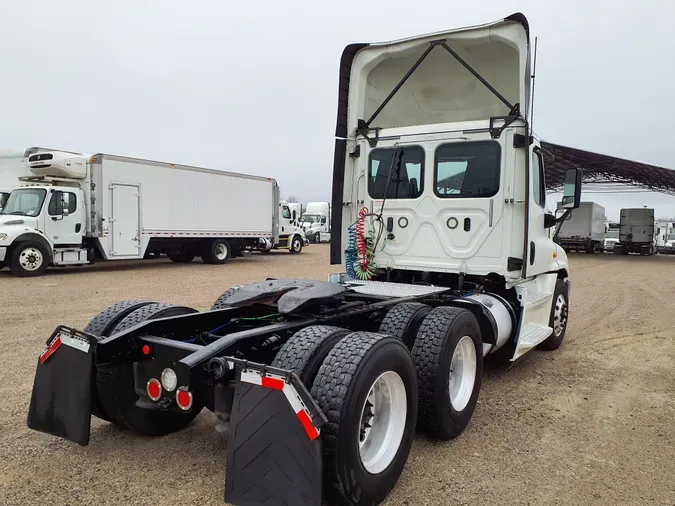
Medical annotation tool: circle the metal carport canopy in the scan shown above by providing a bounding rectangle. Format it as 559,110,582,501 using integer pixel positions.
541,142,675,196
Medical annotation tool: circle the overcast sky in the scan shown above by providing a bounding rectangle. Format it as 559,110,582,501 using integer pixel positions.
2,0,674,218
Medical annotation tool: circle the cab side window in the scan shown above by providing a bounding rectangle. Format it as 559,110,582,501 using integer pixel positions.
48,191,77,215
532,152,546,208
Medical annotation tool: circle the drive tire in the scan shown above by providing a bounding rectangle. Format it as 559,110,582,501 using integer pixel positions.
311,332,417,506
10,241,49,277
96,303,203,436
210,286,243,310
271,325,350,387
84,300,155,421
167,250,195,263
202,239,231,265
538,279,569,351
290,235,303,254
412,306,483,440
378,302,432,349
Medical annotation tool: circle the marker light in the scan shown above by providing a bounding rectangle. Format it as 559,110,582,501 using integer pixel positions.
161,368,178,392
146,378,162,401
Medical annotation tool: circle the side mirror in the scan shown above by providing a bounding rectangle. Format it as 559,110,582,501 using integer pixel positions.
62,199,70,216
561,168,582,209
292,210,297,221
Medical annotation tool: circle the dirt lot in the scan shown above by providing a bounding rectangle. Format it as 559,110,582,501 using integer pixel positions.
1,245,674,506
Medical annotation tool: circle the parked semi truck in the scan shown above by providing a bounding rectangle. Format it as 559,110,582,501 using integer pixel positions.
614,208,655,255
300,201,331,243
555,201,606,253
0,150,305,276
27,13,583,506
654,220,673,253
661,230,675,254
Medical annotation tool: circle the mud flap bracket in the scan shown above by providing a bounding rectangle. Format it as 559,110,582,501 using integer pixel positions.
224,359,325,506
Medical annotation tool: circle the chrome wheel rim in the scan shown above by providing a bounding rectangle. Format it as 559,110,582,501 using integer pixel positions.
215,243,228,260
358,371,407,474
19,247,43,271
449,336,477,412
553,294,568,336
293,238,301,251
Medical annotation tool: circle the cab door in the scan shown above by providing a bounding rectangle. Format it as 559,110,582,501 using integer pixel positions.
44,189,84,246
524,148,555,277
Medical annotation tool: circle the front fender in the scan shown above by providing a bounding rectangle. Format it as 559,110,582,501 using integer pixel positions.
554,244,569,279
8,231,54,262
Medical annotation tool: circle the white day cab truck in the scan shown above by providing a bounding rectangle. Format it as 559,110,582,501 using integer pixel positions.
0,151,306,276
555,201,606,253
26,13,584,506
300,201,331,243
654,219,673,253
614,207,655,256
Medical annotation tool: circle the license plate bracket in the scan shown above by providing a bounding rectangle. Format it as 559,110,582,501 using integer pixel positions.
27,326,96,446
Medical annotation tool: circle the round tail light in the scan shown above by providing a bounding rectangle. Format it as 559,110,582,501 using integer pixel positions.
176,388,193,411
146,378,162,401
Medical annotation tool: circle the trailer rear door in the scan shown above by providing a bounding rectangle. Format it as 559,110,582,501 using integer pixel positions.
110,183,140,257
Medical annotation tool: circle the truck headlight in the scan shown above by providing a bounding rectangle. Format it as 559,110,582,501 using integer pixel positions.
0,234,6,241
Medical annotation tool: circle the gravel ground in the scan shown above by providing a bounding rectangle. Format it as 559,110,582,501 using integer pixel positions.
1,245,674,505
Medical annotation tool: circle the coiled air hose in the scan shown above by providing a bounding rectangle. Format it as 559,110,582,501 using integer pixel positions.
344,207,378,280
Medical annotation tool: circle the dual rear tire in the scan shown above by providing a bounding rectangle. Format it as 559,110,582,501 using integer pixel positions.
84,301,203,435
272,304,483,505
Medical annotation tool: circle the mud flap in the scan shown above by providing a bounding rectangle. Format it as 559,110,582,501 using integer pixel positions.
225,360,326,506
27,326,96,446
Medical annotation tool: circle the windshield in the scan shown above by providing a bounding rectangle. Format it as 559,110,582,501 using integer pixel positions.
1,188,47,216
667,234,675,241
0,192,9,210
606,230,619,239
300,214,321,223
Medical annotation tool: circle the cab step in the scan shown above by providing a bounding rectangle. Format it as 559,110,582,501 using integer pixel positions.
512,323,553,360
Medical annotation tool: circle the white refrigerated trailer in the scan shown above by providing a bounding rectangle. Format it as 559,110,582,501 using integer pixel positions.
0,150,305,276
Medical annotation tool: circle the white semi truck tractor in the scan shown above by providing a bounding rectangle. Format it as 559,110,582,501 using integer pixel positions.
26,13,583,506
300,201,331,243
0,151,305,276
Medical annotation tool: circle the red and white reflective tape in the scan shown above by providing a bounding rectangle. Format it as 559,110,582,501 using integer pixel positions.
39,332,91,364
240,369,320,440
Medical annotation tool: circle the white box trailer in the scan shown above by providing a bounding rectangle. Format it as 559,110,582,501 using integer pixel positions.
0,150,307,276
615,208,655,255
555,201,606,253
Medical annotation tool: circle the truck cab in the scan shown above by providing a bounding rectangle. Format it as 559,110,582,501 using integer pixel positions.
331,13,582,360
0,182,89,275
300,201,331,243
0,189,10,212
0,151,92,275
266,200,307,254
